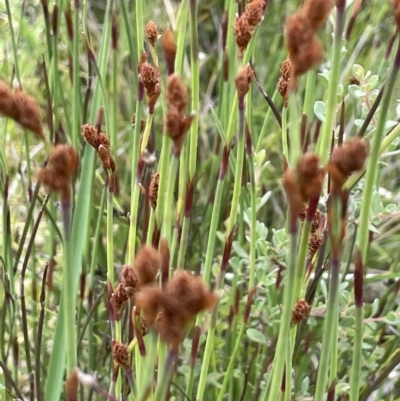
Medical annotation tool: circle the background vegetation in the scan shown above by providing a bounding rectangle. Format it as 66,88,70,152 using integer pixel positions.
2,0,400,400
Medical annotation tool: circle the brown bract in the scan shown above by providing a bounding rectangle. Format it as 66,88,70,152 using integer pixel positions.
302,0,333,31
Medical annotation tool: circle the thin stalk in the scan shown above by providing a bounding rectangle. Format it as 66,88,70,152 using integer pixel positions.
61,193,77,374
316,4,346,164
127,0,144,263
43,0,113,397
72,0,81,149
313,197,342,401
281,107,288,163
176,0,199,266
264,232,298,401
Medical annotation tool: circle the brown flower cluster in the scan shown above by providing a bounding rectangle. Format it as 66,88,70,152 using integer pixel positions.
38,144,78,198
284,153,326,218
0,80,44,141
327,137,369,251
149,172,160,209
135,270,217,349
291,299,311,324
235,64,254,103
110,245,162,320
299,205,324,257
164,74,194,155
285,0,333,87
112,341,130,367
146,21,160,47
277,59,292,107
234,0,266,57
139,54,161,114
329,137,369,190
81,124,116,172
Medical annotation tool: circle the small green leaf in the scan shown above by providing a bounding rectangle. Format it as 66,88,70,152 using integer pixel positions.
352,63,365,81
314,101,326,121
246,328,267,345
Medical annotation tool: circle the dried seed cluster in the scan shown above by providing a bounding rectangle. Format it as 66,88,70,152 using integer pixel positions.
235,64,254,103
146,20,160,47
139,55,161,114
277,59,292,107
110,245,161,320
81,124,116,173
149,172,160,209
285,0,333,87
234,0,266,57
284,153,325,217
164,74,194,154
136,271,217,349
292,299,311,325
38,144,78,197
0,80,44,140
112,341,129,367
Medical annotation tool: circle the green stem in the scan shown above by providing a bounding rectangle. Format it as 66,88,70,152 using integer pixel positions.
351,35,400,401
265,231,298,401
281,106,288,163
316,5,346,164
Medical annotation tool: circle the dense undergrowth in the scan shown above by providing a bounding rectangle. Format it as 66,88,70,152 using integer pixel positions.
2,0,400,400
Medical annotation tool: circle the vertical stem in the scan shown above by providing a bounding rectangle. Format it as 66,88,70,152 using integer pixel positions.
351,40,400,400
316,4,346,164
127,0,144,263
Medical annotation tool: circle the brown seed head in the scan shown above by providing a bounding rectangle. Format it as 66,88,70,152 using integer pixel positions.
134,245,160,285
112,341,129,366
296,153,325,202
291,299,311,324
166,74,188,113
149,172,160,209
280,58,292,81
164,271,217,320
283,167,303,218
81,124,100,149
13,89,45,141
110,282,130,319
245,0,265,26
140,62,159,99
234,15,253,57
162,27,177,75
330,137,369,176
154,309,186,350
39,144,78,195
235,64,254,101
301,0,333,32
0,80,18,120
135,286,165,326
308,232,323,256
121,265,140,293
146,20,160,46
311,208,322,233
